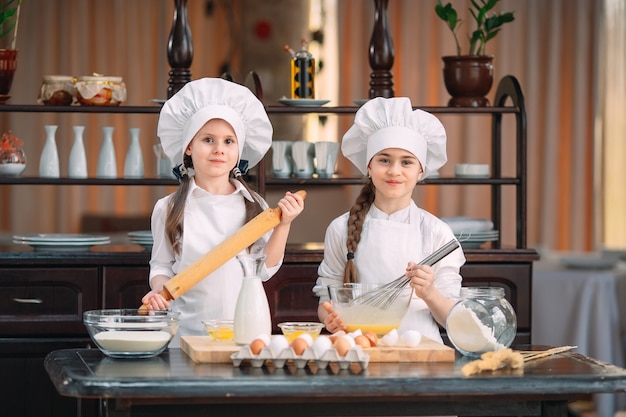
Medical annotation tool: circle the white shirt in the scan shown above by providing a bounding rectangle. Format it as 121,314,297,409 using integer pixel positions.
150,178,281,346
315,201,465,342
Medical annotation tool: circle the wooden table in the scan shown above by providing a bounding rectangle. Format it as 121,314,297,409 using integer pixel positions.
45,347,626,417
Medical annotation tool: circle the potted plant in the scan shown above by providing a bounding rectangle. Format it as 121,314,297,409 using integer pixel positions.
435,0,515,106
0,0,21,102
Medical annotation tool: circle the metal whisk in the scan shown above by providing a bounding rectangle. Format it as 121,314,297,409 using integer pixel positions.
350,239,460,310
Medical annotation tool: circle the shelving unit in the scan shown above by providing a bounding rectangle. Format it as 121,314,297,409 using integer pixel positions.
0,1,538,416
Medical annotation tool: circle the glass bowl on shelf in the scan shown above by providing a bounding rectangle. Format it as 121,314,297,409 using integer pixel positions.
0,131,26,177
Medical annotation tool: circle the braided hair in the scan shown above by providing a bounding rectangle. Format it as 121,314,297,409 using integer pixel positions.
343,179,375,283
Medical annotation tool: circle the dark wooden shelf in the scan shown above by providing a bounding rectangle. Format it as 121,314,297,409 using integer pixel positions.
0,177,178,185
0,104,519,115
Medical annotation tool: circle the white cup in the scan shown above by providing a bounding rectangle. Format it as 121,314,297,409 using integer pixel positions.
271,141,293,178
314,141,339,178
291,141,315,178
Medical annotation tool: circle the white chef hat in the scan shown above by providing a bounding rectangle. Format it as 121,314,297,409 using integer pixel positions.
157,77,272,171
341,97,447,179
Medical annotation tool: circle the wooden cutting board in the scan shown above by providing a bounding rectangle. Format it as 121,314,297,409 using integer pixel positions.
181,336,241,363
363,337,455,362
181,335,455,363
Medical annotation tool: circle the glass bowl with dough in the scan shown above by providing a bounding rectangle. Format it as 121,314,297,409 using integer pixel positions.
84,309,181,358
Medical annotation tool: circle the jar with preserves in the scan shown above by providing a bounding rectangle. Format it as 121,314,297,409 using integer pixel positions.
38,75,76,106
76,74,126,106
446,286,517,356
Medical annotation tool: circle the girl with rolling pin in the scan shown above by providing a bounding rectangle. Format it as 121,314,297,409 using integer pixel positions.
314,97,465,344
142,78,304,347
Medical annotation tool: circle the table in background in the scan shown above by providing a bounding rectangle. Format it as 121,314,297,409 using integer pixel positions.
533,258,626,417
45,347,626,417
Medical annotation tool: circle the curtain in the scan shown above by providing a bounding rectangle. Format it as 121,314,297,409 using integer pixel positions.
0,0,603,253
598,0,626,250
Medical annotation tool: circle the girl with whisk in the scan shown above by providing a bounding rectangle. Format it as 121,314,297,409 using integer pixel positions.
314,97,465,344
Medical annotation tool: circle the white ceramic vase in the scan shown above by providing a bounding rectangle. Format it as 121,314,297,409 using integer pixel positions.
97,126,117,178
124,127,144,178
39,125,60,178
68,125,88,178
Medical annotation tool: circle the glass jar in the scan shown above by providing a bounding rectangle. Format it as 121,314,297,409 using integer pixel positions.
76,75,127,106
446,286,517,356
38,75,76,106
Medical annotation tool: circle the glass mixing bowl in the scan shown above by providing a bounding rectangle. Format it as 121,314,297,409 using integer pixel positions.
84,309,180,358
328,283,412,336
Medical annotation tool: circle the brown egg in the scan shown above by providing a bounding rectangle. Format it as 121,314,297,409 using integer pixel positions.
290,337,309,355
354,335,372,348
333,336,353,357
328,330,346,344
363,331,379,347
249,338,266,355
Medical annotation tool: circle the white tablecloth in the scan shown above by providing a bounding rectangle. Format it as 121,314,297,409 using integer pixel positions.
533,258,626,417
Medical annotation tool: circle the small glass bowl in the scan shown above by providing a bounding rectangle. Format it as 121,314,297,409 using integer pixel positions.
202,319,234,342
277,322,324,342
83,309,180,358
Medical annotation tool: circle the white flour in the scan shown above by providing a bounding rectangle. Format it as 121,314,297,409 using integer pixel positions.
447,304,504,352
94,331,171,352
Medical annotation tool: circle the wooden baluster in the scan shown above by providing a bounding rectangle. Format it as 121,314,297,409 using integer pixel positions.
369,0,394,98
167,0,194,98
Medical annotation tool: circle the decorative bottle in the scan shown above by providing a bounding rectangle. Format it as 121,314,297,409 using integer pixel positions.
97,126,117,178
39,124,59,178
233,253,272,345
68,125,87,178
290,40,315,99
446,286,517,356
124,127,144,178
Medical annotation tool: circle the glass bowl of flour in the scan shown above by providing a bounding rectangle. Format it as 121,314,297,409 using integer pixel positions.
84,309,181,358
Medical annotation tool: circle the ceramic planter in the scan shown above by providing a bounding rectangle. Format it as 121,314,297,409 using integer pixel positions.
442,55,493,107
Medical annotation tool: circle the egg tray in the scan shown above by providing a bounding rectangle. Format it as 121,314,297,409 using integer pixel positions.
230,345,370,370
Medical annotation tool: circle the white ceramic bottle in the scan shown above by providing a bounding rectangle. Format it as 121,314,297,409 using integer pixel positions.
97,126,117,178
233,253,272,345
39,124,60,178
124,127,144,178
68,125,88,178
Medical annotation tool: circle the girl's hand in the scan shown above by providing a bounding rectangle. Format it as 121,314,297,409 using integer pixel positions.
277,191,305,225
322,301,346,333
406,262,435,299
141,289,171,311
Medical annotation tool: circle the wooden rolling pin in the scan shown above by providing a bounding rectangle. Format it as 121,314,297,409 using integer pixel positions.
139,190,306,311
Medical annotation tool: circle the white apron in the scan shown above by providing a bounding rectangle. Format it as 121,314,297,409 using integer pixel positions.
168,195,247,348
354,216,444,343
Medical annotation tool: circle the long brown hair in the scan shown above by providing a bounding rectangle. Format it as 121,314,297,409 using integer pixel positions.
343,179,376,283
165,154,264,255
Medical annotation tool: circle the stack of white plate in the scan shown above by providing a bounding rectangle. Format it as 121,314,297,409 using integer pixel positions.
128,230,153,251
13,233,111,252
442,217,499,249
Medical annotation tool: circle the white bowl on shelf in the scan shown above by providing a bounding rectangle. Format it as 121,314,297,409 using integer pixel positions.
455,163,489,178
0,163,26,177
